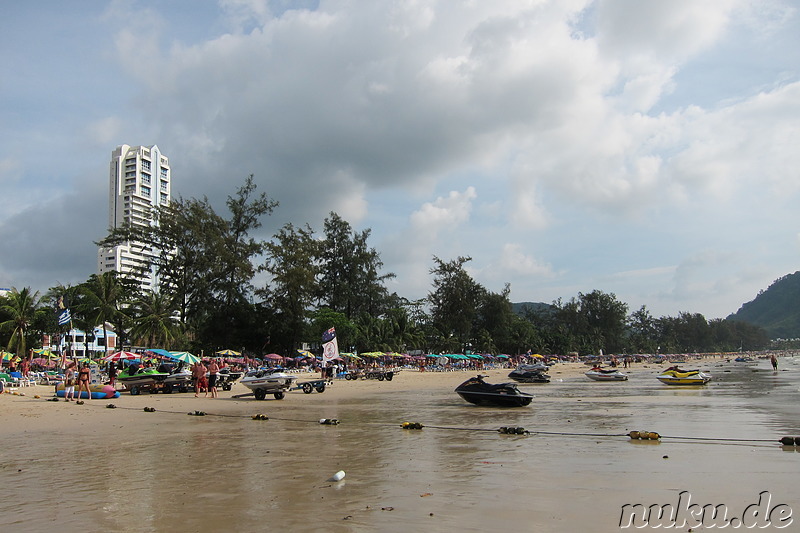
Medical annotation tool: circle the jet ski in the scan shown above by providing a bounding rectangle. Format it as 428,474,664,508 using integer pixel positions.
455,375,533,407
508,364,551,383
585,366,628,381
240,367,297,400
657,366,711,385
117,364,169,386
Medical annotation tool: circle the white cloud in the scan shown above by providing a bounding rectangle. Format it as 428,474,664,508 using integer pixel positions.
2,0,799,319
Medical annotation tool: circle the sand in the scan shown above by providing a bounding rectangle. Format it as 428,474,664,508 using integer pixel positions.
2,356,797,532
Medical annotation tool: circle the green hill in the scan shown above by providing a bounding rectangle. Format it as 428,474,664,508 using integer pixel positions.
728,271,800,339
512,301,554,316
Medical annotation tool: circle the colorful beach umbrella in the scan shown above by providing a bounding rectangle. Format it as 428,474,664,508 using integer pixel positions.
263,353,284,361
216,349,241,356
103,351,140,362
169,351,200,364
1,351,15,361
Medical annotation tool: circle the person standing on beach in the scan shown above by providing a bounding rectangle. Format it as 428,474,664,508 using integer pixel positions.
108,361,117,386
192,360,206,397
207,359,220,398
77,363,92,400
64,362,77,401
770,354,778,371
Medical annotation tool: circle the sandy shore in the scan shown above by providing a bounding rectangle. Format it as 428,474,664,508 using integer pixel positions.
0,358,718,434
2,355,796,533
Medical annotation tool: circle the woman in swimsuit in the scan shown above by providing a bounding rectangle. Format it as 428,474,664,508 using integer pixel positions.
77,363,92,400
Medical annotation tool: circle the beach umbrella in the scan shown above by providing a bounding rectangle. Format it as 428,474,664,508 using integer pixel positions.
297,350,313,358
1,351,15,361
32,348,55,358
169,351,200,364
147,348,172,358
263,353,284,361
216,349,241,356
103,351,140,362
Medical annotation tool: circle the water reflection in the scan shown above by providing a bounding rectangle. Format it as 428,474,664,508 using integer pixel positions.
2,360,797,532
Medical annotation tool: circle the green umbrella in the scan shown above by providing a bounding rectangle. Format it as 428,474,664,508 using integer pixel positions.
169,351,200,364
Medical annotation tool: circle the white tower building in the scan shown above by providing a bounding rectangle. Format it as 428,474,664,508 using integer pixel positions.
97,144,170,292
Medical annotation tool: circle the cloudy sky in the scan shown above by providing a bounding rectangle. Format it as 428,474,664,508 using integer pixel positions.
1,0,798,319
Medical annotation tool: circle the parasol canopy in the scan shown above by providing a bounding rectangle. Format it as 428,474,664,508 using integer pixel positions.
216,349,241,356
169,351,200,364
103,351,140,362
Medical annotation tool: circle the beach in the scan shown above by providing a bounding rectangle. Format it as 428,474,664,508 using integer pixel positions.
2,356,798,532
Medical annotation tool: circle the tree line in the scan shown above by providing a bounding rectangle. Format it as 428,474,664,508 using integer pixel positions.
0,176,770,358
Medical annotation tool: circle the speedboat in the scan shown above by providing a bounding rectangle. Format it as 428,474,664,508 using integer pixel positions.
508,364,550,383
657,366,711,385
585,366,628,381
240,367,297,400
455,375,533,407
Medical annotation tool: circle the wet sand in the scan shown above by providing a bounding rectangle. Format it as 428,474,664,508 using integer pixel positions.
2,357,798,532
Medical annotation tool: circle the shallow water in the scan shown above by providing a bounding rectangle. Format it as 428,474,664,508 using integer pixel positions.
3,359,798,532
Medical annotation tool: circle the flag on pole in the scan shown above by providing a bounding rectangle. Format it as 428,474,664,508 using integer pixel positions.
58,309,71,326
322,337,339,366
322,327,336,343
321,327,338,366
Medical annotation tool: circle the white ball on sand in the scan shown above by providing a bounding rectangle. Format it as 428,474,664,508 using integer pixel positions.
329,470,345,482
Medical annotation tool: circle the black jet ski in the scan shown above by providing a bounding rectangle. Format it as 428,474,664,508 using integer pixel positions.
508,364,551,383
455,375,533,407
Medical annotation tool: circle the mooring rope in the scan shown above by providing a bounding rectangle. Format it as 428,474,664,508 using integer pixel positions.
29,395,799,447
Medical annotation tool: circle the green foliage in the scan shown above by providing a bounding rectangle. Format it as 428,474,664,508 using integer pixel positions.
728,271,800,339
427,256,485,349
317,212,395,319
259,223,320,354
0,287,44,355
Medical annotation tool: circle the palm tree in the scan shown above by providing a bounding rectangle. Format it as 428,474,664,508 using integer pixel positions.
128,291,181,348
78,272,131,356
0,287,42,357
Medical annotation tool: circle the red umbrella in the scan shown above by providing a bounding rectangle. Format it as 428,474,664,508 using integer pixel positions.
103,351,140,362
263,353,284,361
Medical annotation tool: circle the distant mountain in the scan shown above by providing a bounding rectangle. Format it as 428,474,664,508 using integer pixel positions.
512,301,555,316
728,271,800,339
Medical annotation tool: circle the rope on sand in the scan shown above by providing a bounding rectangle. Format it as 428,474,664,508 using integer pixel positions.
40,396,789,445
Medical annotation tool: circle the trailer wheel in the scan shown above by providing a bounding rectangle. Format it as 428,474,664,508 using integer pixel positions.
163,385,172,394
377,374,385,381
274,391,285,400
385,373,393,381
254,388,266,401
222,383,232,391
315,384,326,393
129,386,140,395
302,383,313,394
179,386,188,393
345,373,353,381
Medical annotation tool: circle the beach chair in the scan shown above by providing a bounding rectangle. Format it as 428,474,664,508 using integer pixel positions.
0,373,19,391
9,371,33,387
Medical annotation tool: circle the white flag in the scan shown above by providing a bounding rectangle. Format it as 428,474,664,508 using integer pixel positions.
322,337,339,366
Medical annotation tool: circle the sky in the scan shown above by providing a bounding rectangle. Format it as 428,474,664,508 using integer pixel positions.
1,0,799,320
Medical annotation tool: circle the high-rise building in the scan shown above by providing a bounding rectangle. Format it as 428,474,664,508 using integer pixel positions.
97,144,170,292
